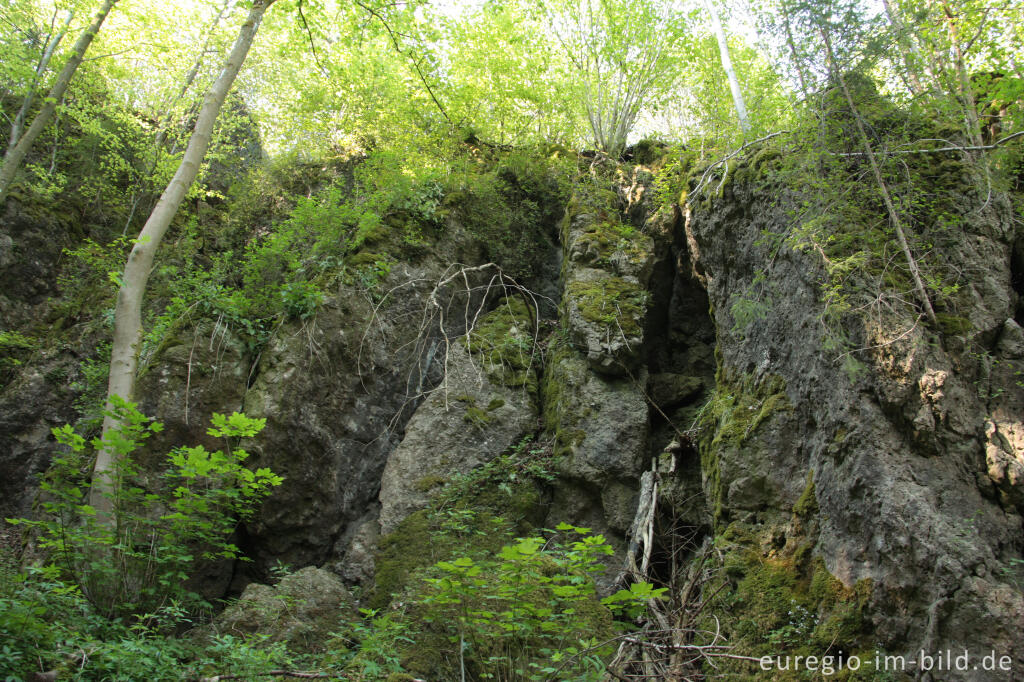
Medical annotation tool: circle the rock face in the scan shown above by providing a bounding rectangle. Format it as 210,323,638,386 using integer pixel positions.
685,153,1024,677
0,358,78,519
561,190,654,376
377,300,539,535
2,139,1023,679
239,258,484,573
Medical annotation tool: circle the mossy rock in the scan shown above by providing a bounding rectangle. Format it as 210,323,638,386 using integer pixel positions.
698,370,791,520
462,296,538,391
386,530,616,679
566,275,647,339
703,524,875,679
370,468,546,609
793,471,819,517
935,312,973,336
348,250,389,267
570,219,654,278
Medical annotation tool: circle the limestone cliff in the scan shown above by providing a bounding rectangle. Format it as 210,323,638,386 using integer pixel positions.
1,136,1022,679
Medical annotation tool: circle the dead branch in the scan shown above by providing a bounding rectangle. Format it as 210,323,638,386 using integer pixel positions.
358,262,550,436
198,671,333,681
688,131,790,200
835,130,1024,156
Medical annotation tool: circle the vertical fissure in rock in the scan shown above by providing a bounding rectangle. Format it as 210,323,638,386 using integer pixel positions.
643,206,716,464
1012,238,1023,325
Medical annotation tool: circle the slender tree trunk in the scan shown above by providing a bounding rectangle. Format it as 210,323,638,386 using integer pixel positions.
91,0,276,514
880,0,926,96
940,2,984,148
780,6,809,99
820,28,937,327
8,10,74,151
124,0,233,233
702,0,750,134
0,0,117,205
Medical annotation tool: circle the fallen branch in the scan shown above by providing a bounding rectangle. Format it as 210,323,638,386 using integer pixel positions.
199,673,427,682
619,637,764,662
198,672,333,681
835,131,1024,157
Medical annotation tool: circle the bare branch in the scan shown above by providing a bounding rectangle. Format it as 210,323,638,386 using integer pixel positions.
835,131,1024,157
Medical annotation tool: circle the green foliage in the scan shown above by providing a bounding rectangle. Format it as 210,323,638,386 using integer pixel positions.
360,431,654,680
415,524,644,681
279,281,324,320
7,398,281,620
447,145,571,278
371,437,555,611
55,235,136,324
70,342,112,431
0,552,297,681
0,330,37,386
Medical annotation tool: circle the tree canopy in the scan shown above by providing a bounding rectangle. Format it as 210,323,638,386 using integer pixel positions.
0,0,1019,169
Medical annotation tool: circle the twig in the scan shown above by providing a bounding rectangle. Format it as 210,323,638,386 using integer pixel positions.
353,0,451,124
198,671,353,681
619,637,763,662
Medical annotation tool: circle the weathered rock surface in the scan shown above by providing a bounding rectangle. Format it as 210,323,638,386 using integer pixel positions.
561,191,654,376
685,157,1024,678
211,566,354,652
377,302,539,535
240,267,444,571
0,356,77,519
134,321,250,468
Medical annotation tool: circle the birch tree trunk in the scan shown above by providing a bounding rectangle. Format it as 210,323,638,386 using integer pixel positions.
702,0,750,134
0,0,117,205
91,0,277,513
880,0,927,96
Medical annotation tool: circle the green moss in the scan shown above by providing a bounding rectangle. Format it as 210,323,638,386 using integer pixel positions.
567,276,648,338
486,397,505,411
572,218,653,272
540,334,589,460
0,331,38,383
749,145,783,175
704,525,874,679
463,405,493,427
414,475,447,493
371,510,434,610
698,370,791,521
794,471,819,517
462,296,538,391
348,250,388,267
935,312,972,336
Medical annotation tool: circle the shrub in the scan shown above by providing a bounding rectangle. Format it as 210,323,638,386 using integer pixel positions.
8,398,282,620
414,523,664,681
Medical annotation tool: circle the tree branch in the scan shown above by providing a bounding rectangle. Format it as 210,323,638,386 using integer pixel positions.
297,0,327,75
353,0,451,124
